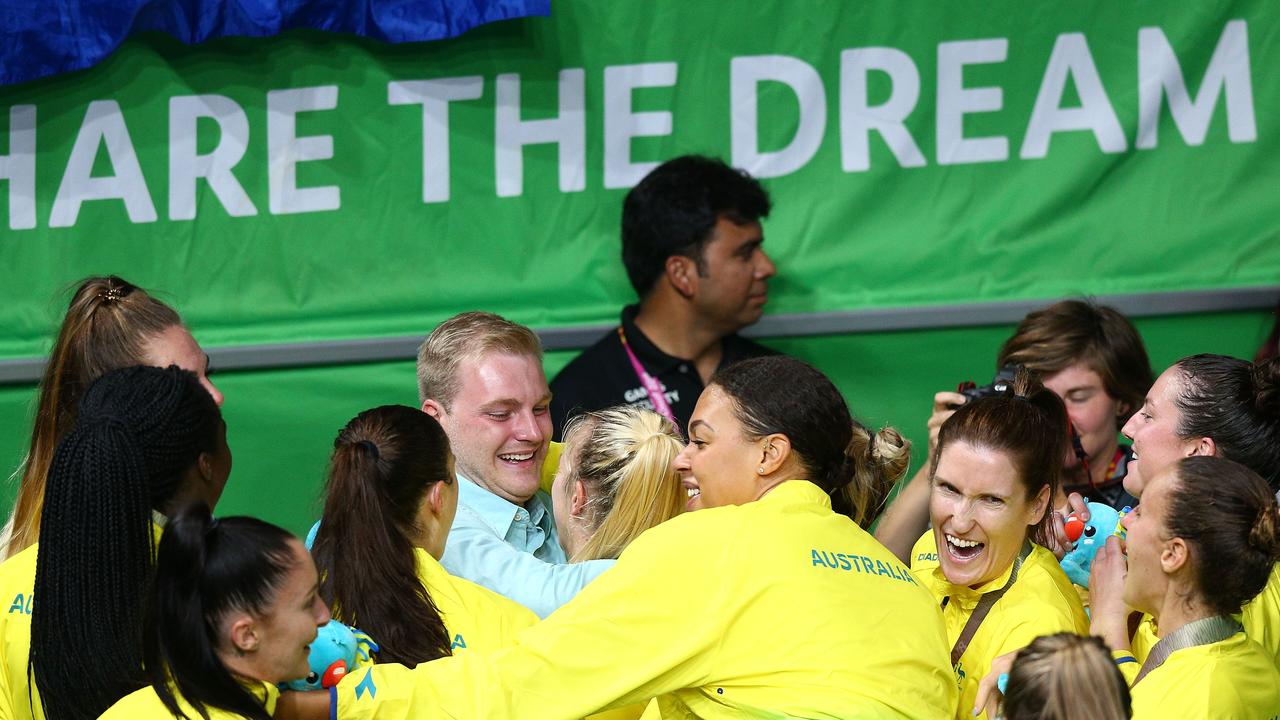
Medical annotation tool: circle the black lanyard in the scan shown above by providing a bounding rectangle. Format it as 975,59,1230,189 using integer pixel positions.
1133,615,1242,685
945,541,1033,667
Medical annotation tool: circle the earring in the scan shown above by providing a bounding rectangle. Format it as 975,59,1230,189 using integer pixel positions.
757,467,765,475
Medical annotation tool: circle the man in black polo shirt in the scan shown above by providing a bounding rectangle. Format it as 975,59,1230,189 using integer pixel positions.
550,155,778,438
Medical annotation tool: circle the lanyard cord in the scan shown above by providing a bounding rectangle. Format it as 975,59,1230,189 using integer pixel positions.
946,541,1033,668
1133,615,1242,685
618,326,680,430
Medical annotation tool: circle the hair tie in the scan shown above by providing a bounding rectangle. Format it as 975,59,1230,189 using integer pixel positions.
357,439,380,459
98,284,130,303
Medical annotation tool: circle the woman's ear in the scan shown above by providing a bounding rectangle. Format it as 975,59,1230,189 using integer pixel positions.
228,614,259,654
570,479,589,517
196,451,216,483
1161,537,1190,575
1190,436,1217,458
1029,484,1052,525
426,482,447,517
758,433,792,475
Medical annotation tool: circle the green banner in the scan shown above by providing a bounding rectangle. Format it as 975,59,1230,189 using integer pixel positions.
2,0,1277,358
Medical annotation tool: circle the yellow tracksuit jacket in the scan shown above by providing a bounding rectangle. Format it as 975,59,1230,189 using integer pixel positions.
413,547,538,652
101,680,278,719
0,525,170,720
0,543,38,720
1129,632,1280,718
910,533,1090,720
331,480,956,719
1132,563,1280,671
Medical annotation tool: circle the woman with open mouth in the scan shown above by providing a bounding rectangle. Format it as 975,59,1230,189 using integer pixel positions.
1099,354,1280,670
910,369,1089,720
1089,457,1280,718
311,355,958,720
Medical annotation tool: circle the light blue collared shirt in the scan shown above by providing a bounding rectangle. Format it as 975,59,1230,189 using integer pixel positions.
440,473,614,618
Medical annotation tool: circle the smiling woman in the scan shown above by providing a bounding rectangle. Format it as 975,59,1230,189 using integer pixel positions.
909,369,1089,720
101,505,332,720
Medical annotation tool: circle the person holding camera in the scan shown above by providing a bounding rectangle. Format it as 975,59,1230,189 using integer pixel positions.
908,370,1089,720
878,300,1153,564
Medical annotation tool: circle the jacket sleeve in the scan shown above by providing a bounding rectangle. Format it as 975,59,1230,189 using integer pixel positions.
335,516,733,720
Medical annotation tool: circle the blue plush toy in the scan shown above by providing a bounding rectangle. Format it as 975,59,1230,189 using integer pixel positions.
1059,502,1129,588
283,620,379,692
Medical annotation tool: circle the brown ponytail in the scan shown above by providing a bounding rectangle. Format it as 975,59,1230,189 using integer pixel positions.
7,276,180,558
311,405,454,666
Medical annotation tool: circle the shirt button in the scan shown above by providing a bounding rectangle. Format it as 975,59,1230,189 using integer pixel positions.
515,510,528,521
679,364,689,373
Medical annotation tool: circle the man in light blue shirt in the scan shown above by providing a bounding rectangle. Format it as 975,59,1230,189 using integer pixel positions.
419,312,613,617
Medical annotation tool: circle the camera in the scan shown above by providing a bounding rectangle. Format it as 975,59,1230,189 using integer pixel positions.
951,364,1019,408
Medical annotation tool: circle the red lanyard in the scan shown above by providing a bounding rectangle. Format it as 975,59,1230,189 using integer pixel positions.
618,326,679,429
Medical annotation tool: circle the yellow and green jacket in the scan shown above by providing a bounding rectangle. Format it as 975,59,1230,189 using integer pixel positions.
412,547,538,653
911,533,1089,720
332,480,956,720
1129,632,1280,719
100,680,278,719
1132,563,1280,671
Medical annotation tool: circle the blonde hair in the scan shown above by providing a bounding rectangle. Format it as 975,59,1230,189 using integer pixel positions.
416,311,542,408
842,425,911,529
6,276,180,559
1002,633,1131,720
560,406,685,561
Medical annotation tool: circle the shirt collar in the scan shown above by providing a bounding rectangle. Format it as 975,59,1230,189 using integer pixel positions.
620,304,686,375
456,473,523,537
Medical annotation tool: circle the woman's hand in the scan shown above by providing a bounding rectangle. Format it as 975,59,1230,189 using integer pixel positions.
1089,536,1132,652
973,650,1018,718
1045,492,1090,560
926,392,967,458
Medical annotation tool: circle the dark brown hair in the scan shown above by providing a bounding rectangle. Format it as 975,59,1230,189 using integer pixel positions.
932,369,1067,545
1172,355,1280,490
8,275,181,558
1165,456,1280,615
998,300,1153,428
710,356,909,528
311,405,454,666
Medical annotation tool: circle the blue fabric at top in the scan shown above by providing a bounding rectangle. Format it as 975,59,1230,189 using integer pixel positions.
0,0,550,86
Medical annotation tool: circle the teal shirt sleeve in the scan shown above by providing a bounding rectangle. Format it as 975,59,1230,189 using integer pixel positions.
441,479,614,618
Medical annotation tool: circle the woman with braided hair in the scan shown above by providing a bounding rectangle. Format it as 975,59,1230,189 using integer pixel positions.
3,275,222,559
0,365,230,720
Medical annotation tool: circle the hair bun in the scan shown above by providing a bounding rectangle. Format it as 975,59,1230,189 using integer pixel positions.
1248,503,1280,560
1253,358,1280,418
869,427,911,483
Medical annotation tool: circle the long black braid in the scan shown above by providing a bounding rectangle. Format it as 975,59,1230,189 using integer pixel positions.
30,365,221,720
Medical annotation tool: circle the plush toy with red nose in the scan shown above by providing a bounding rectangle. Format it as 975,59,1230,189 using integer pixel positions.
1060,502,1129,588
283,620,379,692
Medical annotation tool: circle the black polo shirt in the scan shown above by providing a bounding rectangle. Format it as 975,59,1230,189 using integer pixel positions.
549,305,777,439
